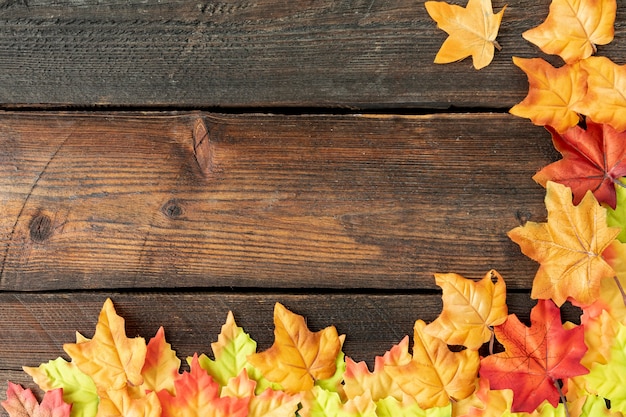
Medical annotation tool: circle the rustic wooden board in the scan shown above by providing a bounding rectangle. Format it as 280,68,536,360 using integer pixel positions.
1,0,623,108
0,111,556,291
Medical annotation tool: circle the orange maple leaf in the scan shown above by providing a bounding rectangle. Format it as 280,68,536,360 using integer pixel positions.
572,56,626,132
508,181,620,307
246,303,343,394
141,326,181,395
425,0,505,70
522,0,616,64
385,320,480,408
509,57,587,133
424,270,508,351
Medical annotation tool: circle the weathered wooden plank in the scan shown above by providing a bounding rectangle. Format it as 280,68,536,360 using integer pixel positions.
1,0,623,108
0,111,556,290
0,292,580,376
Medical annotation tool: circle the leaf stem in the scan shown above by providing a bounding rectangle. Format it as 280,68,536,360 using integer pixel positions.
555,379,570,417
614,276,626,307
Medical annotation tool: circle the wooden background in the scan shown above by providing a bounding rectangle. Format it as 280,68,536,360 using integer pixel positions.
0,0,612,406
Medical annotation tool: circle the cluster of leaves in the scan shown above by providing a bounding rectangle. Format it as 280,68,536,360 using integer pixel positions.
4,0,626,416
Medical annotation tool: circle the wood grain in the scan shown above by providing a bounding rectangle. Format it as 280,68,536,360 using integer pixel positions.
0,111,556,291
1,0,623,108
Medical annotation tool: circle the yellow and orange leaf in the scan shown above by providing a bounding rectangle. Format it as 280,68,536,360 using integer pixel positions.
425,0,505,70
424,270,507,350
96,389,161,417
508,181,620,306
141,327,181,395
247,303,342,394
385,320,480,408
63,298,147,391
572,56,626,132
509,57,587,132
522,0,616,63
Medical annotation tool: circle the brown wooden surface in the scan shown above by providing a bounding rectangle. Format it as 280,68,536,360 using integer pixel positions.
0,0,624,109
0,111,555,291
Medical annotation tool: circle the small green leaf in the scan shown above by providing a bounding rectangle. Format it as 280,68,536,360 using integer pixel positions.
375,397,451,417
607,180,626,243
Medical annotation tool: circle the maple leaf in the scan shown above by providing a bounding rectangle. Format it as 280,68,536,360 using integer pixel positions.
343,336,412,401
374,397,451,417
532,118,626,209
509,57,587,133
522,0,616,63
385,320,480,408
23,358,99,417
479,299,588,413
300,387,377,417
96,388,161,417
246,303,343,394
2,383,71,417
424,0,505,70
424,270,508,350
508,181,620,306
63,298,147,390
572,56,626,132
606,179,626,242
141,326,181,395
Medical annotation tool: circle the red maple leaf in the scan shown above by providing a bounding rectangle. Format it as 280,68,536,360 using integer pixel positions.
533,118,626,209
479,299,588,413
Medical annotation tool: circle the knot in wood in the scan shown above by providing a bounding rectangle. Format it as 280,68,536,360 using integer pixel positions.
161,199,184,219
29,214,53,242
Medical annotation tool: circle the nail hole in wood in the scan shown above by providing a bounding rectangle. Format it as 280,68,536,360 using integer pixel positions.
161,199,184,219
29,214,53,242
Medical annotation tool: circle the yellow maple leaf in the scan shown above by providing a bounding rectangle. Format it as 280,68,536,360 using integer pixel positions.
385,320,480,408
424,270,508,351
508,181,620,307
571,56,626,132
509,57,587,133
246,303,342,394
63,298,147,390
425,0,505,70
522,0,616,63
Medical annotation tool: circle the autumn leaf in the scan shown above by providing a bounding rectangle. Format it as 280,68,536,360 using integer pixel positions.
141,327,181,395
424,270,507,350
509,57,586,133
522,0,616,63
385,320,480,408
572,56,626,132
508,181,620,306
63,298,147,390
424,0,505,70
606,179,626,242
300,387,377,417
2,383,71,417
343,336,412,401
96,388,161,417
480,299,588,413
246,303,343,394
532,119,626,209
374,397,451,417
23,358,98,417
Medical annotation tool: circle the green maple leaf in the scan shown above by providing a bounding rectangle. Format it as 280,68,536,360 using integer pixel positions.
607,180,626,243
23,357,99,417
375,397,451,417
583,312,626,413
302,386,377,417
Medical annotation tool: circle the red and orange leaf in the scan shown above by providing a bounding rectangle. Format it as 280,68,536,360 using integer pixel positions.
572,56,626,132
424,270,508,350
141,327,181,395
2,383,71,417
63,298,147,391
480,300,588,413
508,181,620,306
425,0,505,69
385,320,480,408
247,303,342,394
343,336,412,401
509,57,587,133
522,0,616,63
533,118,626,209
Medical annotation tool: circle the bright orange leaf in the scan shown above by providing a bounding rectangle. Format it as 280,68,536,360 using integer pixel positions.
425,0,505,69
572,56,626,132
532,118,626,209
480,300,588,413
424,270,508,350
63,298,147,390
509,57,587,133
246,303,342,394
522,0,616,63
508,181,620,306
385,320,480,408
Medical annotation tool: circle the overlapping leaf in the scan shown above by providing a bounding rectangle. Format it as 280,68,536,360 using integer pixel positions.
2,383,71,417
425,0,505,69
142,327,181,395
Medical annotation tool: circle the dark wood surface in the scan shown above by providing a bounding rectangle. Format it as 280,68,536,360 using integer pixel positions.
0,0,611,411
